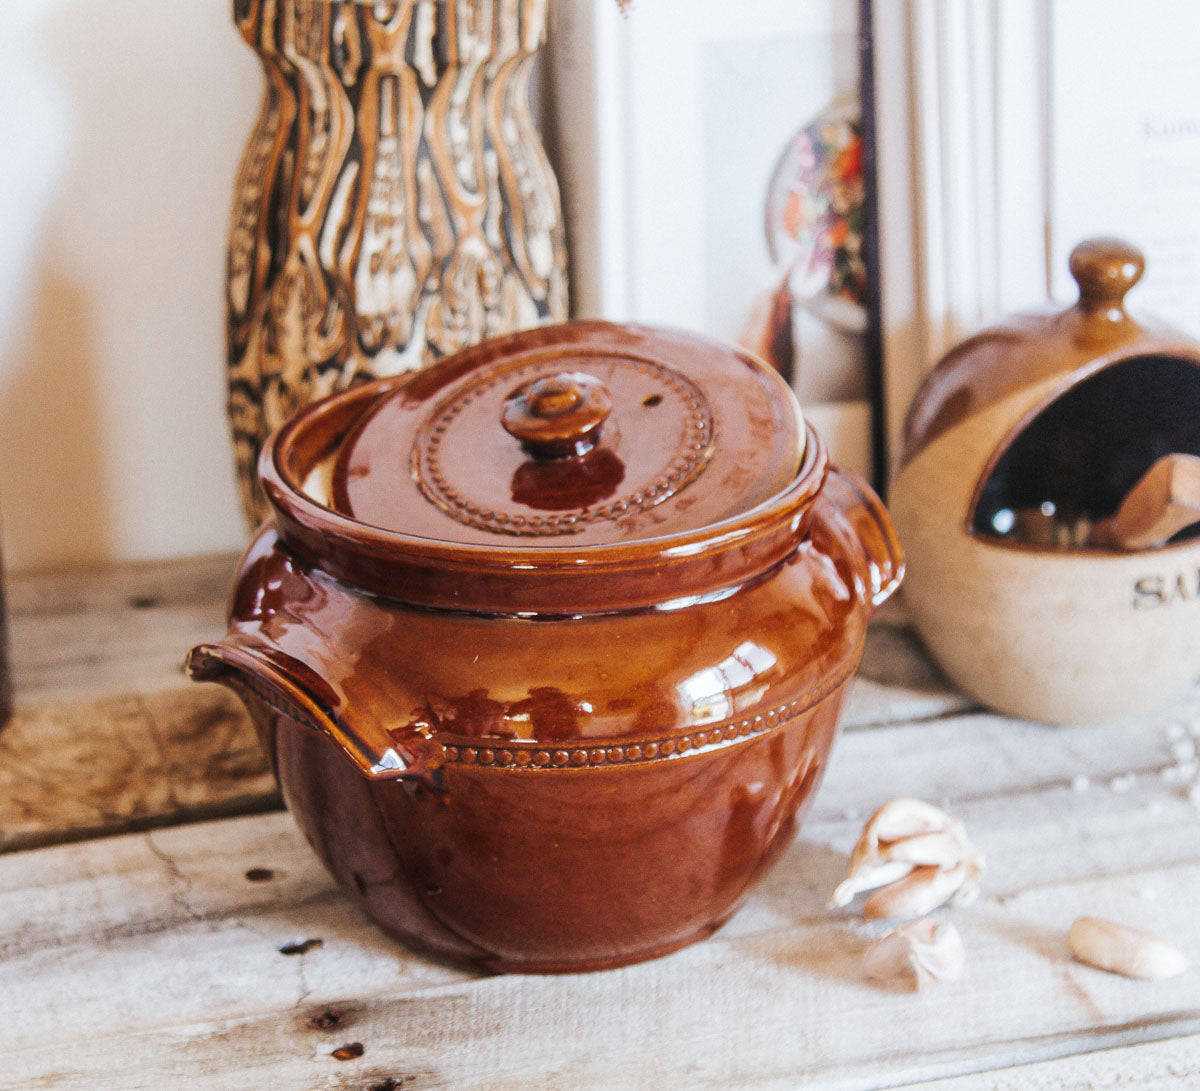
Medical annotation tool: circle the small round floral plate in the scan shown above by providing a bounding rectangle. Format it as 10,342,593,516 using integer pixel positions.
765,94,867,335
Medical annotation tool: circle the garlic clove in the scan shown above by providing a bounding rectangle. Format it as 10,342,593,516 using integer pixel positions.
836,799,941,885
1067,916,1190,980
862,918,965,990
864,797,953,844
829,859,914,909
948,875,982,908
881,829,972,869
832,797,985,916
863,863,968,921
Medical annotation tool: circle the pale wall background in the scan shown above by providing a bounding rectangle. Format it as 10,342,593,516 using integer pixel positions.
0,0,259,575
6,0,1196,577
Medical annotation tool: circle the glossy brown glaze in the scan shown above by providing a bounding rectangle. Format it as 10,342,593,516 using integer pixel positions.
900,238,1192,468
261,324,823,616
188,321,903,972
271,689,844,973
326,322,803,546
500,372,614,458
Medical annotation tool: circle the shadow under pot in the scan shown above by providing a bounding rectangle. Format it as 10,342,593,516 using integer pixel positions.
892,238,1200,725
188,321,902,974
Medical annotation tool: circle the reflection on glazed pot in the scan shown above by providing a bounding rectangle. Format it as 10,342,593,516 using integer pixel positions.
270,693,840,973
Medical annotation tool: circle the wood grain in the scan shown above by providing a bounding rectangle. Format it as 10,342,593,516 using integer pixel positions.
846,613,975,728
9,552,240,703
0,684,278,854
1,555,280,853
4,684,1200,1089
919,1034,1200,1089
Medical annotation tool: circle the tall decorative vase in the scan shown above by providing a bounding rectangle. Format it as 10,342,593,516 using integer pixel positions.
226,0,569,526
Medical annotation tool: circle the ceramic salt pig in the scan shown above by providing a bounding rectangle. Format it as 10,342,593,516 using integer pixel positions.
189,321,902,973
891,238,1200,724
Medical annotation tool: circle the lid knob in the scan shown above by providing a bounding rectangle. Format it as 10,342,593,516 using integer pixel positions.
1069,237,1144,319
501,371,613,459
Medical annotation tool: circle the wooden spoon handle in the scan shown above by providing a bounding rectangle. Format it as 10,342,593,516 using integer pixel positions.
1090,453,1200,551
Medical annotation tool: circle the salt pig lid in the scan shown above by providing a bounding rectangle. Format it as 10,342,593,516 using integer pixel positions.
262,321,828,614
900,237,1200,467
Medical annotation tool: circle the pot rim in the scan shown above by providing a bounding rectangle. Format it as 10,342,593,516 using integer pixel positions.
260,372,831,615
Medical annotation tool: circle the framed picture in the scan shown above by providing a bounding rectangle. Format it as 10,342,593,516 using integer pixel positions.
547,0,881,482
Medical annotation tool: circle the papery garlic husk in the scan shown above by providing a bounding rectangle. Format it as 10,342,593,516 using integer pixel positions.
863,862,975,921
1067,916,1190,980
862,918,965,990
830,797,984,917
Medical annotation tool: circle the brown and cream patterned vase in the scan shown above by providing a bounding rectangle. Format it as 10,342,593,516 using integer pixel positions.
226,0,569,526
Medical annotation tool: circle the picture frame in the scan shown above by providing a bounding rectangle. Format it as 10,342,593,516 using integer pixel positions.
546,0,881,482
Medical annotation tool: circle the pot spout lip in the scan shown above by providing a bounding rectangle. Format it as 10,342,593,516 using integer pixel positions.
185,638,445,785
259,380,833,615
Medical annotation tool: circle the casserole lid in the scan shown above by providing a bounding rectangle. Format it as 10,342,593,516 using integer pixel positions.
323,322,804,546
266,321,826,614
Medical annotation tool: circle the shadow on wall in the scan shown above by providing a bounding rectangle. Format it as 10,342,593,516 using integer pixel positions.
0,0,258,574
0,0,110,572
0,270,112,571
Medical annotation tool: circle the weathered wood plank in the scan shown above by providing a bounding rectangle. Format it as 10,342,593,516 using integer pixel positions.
1,555,272,852
4,826,1198,1089
4,691,1200,1090
844,618,976,728
916,1033,1200,1089
9,552,240,704
0,684,278,854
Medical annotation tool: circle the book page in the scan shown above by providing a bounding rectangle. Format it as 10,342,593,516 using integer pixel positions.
1051,0,1200,332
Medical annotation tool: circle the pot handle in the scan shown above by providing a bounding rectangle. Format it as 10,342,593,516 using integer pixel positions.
819,466,905,611
186,637,445,788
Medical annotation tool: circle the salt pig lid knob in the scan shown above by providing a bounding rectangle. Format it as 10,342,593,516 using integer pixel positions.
1068,237,1144,325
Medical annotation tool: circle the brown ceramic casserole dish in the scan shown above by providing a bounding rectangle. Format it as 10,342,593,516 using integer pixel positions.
188,321,902,973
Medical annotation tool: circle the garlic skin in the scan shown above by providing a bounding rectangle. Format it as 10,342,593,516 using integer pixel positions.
862,918,965,990
830,798,985,919
863,862,974,921
1067,916,1190,980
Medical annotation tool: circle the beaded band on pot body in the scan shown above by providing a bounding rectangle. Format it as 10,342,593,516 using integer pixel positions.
433,666,852,769
243,660,856,774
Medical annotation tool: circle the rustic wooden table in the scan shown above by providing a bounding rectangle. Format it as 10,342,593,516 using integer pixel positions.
3,555,1199,1089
